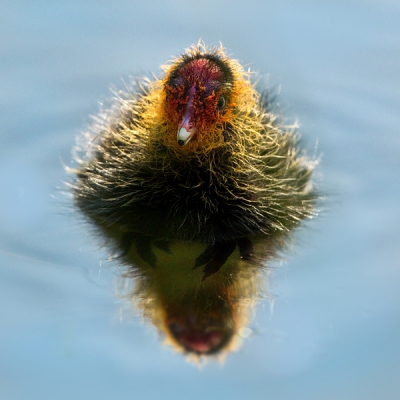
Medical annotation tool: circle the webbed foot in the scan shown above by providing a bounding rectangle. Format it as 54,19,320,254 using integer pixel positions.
193,241,236,281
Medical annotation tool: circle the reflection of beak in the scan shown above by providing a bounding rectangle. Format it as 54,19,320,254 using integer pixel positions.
177,116,196,146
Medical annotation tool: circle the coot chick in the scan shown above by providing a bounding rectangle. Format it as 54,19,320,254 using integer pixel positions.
73,42,317,282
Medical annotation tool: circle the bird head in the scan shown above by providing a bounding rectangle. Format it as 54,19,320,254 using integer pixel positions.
164,53,233,147
158,43,257,153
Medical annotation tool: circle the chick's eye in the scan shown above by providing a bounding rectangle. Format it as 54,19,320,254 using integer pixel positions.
217,95,226,110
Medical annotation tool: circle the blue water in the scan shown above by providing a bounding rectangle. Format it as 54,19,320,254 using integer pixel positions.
1,1,400,399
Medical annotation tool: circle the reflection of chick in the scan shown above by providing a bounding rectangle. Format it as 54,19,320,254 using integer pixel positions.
74,42,317,280
121,235,272,357
73,42,318,356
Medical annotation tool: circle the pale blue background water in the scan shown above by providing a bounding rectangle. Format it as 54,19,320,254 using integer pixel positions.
1,1,399,399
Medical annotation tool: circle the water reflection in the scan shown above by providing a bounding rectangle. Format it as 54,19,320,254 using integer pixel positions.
115,232,285,357
72,43,317,358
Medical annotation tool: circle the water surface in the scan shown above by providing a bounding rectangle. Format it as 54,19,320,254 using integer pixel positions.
1,1,399,399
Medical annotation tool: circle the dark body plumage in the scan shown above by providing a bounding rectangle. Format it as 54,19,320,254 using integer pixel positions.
73,43,316,279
